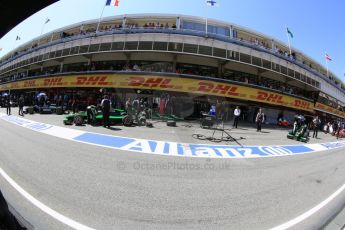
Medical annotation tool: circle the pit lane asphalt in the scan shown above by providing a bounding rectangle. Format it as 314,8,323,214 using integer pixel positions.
4,108,339,146
1,111,345,229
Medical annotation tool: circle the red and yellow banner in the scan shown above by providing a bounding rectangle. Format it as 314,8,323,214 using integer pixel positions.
0,74,315,112
315,102,345,118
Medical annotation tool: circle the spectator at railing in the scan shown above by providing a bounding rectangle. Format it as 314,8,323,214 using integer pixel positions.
91,63,96,71
132,63,140,71
0,22,342,94
122,63,131,71
126,23,137,29
272,46,278,53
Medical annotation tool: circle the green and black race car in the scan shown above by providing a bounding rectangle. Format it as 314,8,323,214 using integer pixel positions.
287,115,310,143
63,105,128,126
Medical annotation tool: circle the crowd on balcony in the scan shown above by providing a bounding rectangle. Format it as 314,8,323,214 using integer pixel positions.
246,37,271,50
0,18,343,102
0,19,338,91
64,21,177,37
224,73,311,99
0,60,314,101
2,60,345,117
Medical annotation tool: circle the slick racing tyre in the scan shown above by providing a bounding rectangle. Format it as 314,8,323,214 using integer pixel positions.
167,120,176,127
63,119,73,125
73,115,83,126
138,117,146,126
122,115,133,126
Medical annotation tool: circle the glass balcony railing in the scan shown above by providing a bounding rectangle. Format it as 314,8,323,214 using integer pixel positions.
0,26,343,94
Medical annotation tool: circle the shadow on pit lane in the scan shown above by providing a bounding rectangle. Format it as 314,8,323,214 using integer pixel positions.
259,131,270,134
0,190,26,230
107,127,122,131
88,124,123,130
232,128,249,131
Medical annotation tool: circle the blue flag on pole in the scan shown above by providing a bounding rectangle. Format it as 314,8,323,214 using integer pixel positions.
206,0,217,6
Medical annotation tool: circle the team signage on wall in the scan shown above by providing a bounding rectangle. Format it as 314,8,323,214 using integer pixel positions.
314,102,345,118
0,74,314,112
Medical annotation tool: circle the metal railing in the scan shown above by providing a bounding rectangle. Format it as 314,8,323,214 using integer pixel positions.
0,27,343,94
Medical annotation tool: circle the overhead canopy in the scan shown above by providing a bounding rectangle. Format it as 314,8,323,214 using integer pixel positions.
0,0,58,39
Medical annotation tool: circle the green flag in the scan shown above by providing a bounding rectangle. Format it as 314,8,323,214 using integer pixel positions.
286,27,293,38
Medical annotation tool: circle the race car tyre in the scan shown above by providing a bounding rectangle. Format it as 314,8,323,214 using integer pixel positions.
122,115,133,126
138,117,146,126
56,107,63,115
146,122,153,128
28,107,34,114
303,129,309,138
167,120,176,127
63,119,73,125
73,115,83,126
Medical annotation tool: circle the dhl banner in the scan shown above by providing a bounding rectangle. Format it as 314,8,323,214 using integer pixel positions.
0,74,314,112
315,103,345,118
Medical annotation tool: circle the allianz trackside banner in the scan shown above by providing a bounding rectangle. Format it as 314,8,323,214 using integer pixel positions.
0,74,314,112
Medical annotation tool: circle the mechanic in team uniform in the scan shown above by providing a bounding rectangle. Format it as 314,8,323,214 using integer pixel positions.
18,95,24,116
233,106,241,128
6,96,11,115
255,108,265,132
101,95,111,128
312,115,321,138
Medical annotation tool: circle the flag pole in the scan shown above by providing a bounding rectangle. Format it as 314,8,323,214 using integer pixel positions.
286,27,292,55
205,2,208,35
325,56,329,78
11,37,18,58
96,3,107,33
38,22,46,46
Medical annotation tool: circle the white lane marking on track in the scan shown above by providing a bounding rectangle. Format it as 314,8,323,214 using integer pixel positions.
2,114,345,228
0,113,85,139
304,144,329,151
1,113,345,159
270,182,345,230
41,125,85,139
0,168,95,230
0,113,343,148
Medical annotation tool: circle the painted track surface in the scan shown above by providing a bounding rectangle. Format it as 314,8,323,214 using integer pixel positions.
1,113,345,159
1,115,345,229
